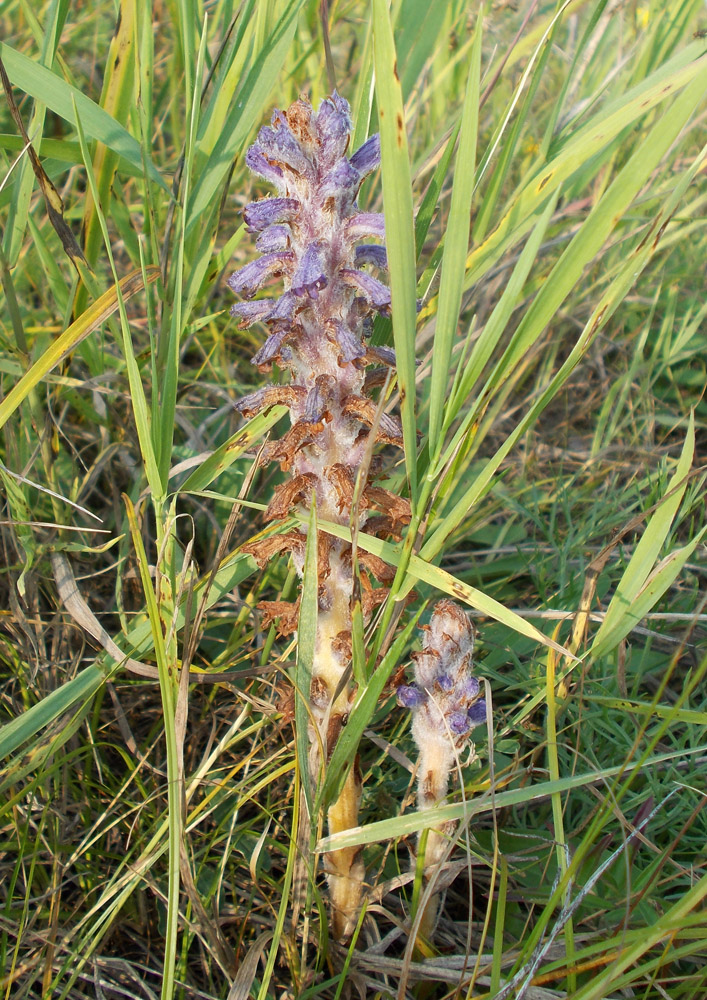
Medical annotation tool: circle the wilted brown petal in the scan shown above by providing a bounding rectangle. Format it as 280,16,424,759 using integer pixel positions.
242,530,306,568
326,464,356,513
342,395,404,448
359,551,396,583
361,587,389,619
235,384,306,418
265,473,318,521
332,630,352,662
362,486,411,527
258,598,300,636
260,422,324,470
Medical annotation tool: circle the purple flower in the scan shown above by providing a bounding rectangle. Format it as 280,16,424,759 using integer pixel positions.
244,197,300,231
256,225,290,253
230,299,276,327
227,252,293,298
341,269,391,311
354,244,387,270
245,146,284,188
291,243,328,298
255,120,313,177
326,320,366,364
397,684,425,709
349,134,381,178
467,700,487,726
346,212,385,241
448,711,471,736
316,93,351,167
251,327,290,368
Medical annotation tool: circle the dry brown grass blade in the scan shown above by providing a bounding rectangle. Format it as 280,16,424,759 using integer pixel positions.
51,551,157,678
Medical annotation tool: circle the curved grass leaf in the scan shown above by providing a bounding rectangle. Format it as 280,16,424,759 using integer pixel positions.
372,0,419,502
0,41,167,192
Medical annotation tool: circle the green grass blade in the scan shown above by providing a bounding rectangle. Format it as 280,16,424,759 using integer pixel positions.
0,40,167,192
0,267,159,432
427,12,481,458
73,100,163,499
421,69,707,562
373,0,419,503
186,0,305,230
295,499,318,817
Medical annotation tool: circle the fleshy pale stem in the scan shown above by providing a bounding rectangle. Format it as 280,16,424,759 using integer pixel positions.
228,95,409,938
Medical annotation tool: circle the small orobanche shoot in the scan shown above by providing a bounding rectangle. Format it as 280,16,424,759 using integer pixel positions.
397,599,487,942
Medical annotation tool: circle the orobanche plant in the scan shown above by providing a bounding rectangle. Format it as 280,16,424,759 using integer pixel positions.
228,93,486,941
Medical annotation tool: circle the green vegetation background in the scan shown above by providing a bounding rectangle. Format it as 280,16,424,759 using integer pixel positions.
0,1,705,998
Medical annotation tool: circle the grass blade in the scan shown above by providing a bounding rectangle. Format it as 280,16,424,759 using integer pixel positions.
372,0,419,503
427,11,481,458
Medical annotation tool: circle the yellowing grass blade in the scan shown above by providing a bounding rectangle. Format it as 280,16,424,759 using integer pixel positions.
0,266,160,432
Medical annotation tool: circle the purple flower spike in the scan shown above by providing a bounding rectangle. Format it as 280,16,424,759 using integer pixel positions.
397,684,425,709
350,134,381,178
400,601,488,761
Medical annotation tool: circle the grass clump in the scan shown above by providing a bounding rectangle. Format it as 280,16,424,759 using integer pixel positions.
0,1,706,998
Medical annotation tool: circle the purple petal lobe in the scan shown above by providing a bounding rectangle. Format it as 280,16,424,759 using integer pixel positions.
349,133,380,178
321,159,360,210
230,299,275,327
228,252,293,298
291,243,327,298
244,197,300,231
397,684,425,710
448,711,471,736
304,375,334,423
436,673,454,692
327,320,365,364
354,244,387,270
346,212,385,241
366,344,396,367
245,146,284,187
341,269,391,311
267,291,296,323
458,676,480,701
256,225,290,253
251,327,289,367
257,120,312,177
467,699,487,726
316,93,351,167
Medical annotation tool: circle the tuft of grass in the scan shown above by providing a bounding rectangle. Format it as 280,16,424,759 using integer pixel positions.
0,1,706,997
